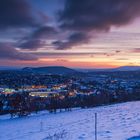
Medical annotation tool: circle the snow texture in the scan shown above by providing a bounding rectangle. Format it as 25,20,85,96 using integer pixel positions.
0,101,140,140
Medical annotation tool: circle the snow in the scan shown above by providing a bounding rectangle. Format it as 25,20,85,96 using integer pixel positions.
128,137,140,140
0,101,140,140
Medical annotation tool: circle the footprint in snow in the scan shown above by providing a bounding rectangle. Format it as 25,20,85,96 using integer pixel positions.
78,134,86,140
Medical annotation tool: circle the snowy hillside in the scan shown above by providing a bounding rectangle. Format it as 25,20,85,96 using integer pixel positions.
0,101,140,140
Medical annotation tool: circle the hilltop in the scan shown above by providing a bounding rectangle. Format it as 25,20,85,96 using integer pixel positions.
0,101,140,140
22,66,78,75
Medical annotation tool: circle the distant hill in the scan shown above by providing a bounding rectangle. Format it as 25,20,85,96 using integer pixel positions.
22,66,78,75
1,66,140,73
113,66,140,71
0,66,21,70
78,66,140,72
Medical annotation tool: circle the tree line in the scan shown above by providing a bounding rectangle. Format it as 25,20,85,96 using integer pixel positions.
0,87,140,118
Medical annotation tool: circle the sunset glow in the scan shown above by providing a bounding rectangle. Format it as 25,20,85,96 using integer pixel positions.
0,0,140,68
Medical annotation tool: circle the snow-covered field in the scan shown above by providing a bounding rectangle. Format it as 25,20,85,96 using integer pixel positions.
0,101,140,140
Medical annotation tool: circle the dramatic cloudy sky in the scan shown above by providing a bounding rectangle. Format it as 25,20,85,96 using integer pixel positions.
0,0,140,68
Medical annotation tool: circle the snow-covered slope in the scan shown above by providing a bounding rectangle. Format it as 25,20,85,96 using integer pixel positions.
0,101,140,140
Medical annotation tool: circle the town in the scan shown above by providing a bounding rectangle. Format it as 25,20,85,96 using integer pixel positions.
0,69,140,117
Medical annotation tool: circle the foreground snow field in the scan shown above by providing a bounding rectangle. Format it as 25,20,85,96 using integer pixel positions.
0,101,140,140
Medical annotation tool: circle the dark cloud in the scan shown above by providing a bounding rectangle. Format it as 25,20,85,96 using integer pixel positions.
56,0,140,49
0,0,48,29
56,59,69,62
104,53,114,57
53,32,89,49
0,43,38,60
60,0,140,31
32,52,105,58
32,26,58,39
0,0,60,60
115,50,121,53
18,26,58,50
0,0,46,29
132,48,140,53
18,39,46,50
